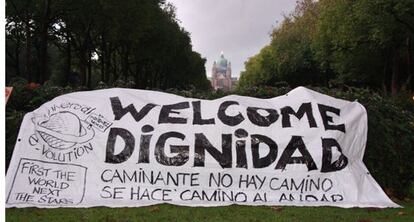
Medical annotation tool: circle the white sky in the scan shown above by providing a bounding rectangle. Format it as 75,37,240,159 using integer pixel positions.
168,0,297,78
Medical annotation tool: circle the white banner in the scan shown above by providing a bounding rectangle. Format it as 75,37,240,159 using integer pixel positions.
6,87,399,208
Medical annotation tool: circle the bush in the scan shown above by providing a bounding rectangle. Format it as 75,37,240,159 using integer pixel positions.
5,84,414,198
5,110,25,170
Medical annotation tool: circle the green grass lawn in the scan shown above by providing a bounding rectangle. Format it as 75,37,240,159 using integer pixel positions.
6,201,414,222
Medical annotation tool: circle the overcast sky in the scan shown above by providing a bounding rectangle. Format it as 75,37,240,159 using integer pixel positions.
168,0,297,78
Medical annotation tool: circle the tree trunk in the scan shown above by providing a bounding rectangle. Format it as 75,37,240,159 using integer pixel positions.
134,63,140,88
382,51,390,93
391,47,400,95
79,48,87,86
120,45,129,80
38,0,51,84
404,36,412,91
105,44,112,83
14,41,20,77
65,33,72,85
100,33,106,82
87,49,92,88
141,62,147,88
113,52,118,82
24,17,32,82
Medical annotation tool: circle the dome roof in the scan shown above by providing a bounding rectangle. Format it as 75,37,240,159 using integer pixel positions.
216,52,228,72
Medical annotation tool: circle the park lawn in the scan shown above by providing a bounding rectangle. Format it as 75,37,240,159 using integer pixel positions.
6,201,414,222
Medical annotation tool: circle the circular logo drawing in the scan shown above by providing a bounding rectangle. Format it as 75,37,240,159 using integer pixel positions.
32,111,95,150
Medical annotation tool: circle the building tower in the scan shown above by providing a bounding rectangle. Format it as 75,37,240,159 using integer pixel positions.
211,52,237,91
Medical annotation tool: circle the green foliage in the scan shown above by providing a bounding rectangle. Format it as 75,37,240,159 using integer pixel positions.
238,0,324,90
238,0,414,94
6,0,211,90
313,0,414,92
410,182,414,199
5,85,414,198
6,110,25,169
238,46,279,88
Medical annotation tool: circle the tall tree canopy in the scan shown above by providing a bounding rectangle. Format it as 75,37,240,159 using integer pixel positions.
6,0,211,90
238,0,414,94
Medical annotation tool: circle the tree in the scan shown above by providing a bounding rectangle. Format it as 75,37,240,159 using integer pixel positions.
314,0,414,94
6,0,211,91
238,0,323,89
238,0,414,94
6,0,35,82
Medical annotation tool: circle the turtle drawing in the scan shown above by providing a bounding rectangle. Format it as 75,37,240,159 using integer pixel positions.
32,111,95,150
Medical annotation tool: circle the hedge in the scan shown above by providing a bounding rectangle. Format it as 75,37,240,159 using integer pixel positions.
5,81,414,198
